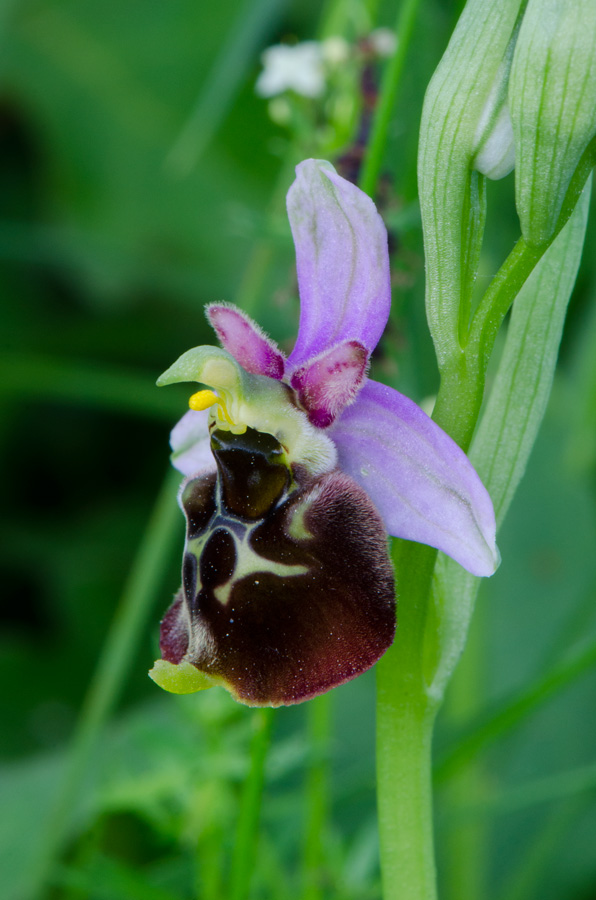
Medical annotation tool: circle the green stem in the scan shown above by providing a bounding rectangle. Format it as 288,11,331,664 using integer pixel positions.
358,0,423,197
377,139,596,900
229,708,275,900
471,137,596,363
469,238,543,368
431,236,543,451
28,467,182,899
376,667,437,900
376,542,439,900
433,138,596,453
302,693,332,900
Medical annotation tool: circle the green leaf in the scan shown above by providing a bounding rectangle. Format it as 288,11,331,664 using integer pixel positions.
510,0,596,246
418,0,523,366
428,176,592,703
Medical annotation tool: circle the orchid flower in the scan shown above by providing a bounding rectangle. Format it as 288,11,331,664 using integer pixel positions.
149,159,498,708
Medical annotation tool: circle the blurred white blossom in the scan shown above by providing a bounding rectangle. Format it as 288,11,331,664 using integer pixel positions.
368,28,397,58
256,42,325,98
321,36,350,66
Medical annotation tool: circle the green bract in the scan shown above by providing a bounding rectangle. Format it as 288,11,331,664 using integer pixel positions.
509,0,596,246
418,0,523,367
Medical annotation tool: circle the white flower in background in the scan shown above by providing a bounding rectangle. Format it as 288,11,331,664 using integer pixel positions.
368,28,397,58
256,42,325,98
321,36,350,66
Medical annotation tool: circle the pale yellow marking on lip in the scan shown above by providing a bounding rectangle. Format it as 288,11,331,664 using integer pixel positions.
213,534,308,605
286,487,321,541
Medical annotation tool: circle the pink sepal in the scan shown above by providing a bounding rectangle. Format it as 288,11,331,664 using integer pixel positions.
207,303,286,379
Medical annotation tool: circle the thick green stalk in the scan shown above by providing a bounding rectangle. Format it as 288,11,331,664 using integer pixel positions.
377,161,593,900
431,236,543,452
376,542,439,900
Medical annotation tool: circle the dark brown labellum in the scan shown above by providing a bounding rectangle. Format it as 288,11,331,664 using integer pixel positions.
159,427,396,706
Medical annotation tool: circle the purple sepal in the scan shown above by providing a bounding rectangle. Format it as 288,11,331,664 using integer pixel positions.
331,380,499,576
290,340,369,428
286,160,391,368
170,409,216,477
207,303,286,379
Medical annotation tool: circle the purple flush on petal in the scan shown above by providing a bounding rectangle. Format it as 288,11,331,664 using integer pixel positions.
290,340,369,428
207,303,285,379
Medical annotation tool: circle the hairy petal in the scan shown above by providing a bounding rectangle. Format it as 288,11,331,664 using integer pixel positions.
290,340,369,428
170,409,216,477
207,302,286,379
286,159,391,367
331,380,499,576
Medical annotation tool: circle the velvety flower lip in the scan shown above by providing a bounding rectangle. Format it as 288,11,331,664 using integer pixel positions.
170,159,499,578
152,430,396,707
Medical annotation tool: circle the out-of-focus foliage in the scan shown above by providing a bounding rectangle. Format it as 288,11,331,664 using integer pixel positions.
1,1,596,899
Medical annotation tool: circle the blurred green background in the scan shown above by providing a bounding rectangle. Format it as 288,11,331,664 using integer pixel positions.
1,1,596,898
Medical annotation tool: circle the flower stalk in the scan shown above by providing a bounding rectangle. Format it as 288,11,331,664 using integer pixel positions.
376,541,439,900
376,175,593,900
375,0,596,896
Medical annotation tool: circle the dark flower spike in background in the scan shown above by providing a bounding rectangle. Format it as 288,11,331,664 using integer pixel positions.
149,159,499,707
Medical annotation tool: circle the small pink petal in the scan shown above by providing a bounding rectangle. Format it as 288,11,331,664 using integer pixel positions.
290,340,369,428
207,303,286,379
